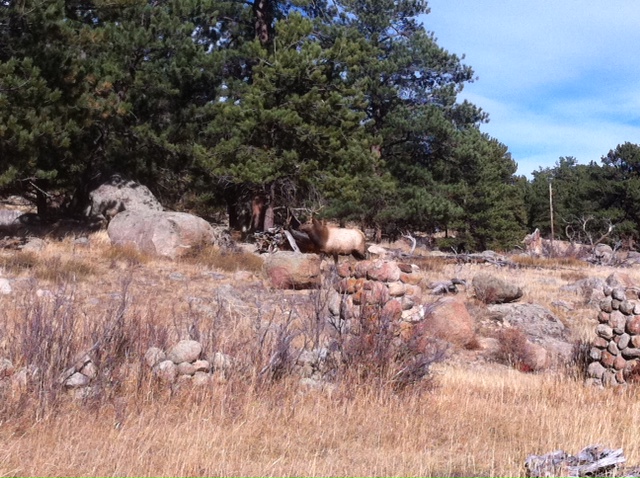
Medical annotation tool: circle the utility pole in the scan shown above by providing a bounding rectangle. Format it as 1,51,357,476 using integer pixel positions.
549,179,555,254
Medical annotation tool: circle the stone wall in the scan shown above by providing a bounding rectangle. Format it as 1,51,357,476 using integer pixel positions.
587,284,640,386
327,259,425,331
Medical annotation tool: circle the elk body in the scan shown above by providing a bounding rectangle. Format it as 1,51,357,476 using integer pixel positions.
299,217,367,262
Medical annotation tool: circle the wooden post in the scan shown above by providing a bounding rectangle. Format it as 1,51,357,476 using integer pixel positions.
549,180,554,254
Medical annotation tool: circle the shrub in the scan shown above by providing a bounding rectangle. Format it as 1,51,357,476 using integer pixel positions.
493,328,536,372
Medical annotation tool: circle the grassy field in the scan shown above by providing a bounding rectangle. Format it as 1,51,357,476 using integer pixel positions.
0,232,638,477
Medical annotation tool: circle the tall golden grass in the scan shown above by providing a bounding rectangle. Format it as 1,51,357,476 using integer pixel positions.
0,235,639,477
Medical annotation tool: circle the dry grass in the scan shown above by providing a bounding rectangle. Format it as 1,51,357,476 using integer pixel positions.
1,235,640,477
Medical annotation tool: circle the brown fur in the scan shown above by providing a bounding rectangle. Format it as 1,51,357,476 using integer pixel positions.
299,217,367,262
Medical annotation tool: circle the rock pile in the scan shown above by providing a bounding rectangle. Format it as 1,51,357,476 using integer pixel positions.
587,283,640,386
59,353,98,389
145,340,234,386
327,259,425,330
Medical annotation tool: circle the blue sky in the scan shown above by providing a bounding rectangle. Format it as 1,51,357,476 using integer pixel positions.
421,1,640,177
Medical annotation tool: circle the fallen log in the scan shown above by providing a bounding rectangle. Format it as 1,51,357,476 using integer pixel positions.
524,445,640,477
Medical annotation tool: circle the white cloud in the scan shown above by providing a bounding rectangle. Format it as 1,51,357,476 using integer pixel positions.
423,1,640,176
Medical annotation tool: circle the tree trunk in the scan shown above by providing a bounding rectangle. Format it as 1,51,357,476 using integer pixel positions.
252,0,273,46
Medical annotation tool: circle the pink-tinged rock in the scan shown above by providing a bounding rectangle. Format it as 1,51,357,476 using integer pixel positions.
336,278,364,294
524,341,548,371
361,281,390,305
155,360,178,383
166,340,202,364
627,316,640,335
400,273,422,285
145,347,166,368
192,360,210,373
614,356,627,370
632,335,640,348
265,252,321,289
601,350,615,368
177,362,197,376
417,295,476,349
592,337,609,348
353,261,374,278
366,260,401,282
600,298,613,313
609,311,626,334
381,299,403,322
387,281,406,297
621,347,640,359
336,262,353,278
598,311,610,323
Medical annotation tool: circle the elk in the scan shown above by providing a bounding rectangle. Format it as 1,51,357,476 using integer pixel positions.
299,217,367,263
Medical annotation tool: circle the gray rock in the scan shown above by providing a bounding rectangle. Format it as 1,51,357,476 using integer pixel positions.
108,210,216,259
488,303,572,363
177,362,197,376
80,361,98,380
612,288,626,301
86,175,163,220
0,278,11,295
192,371,211,386
0,209,23,226
166,340,202,364
192,360,210,373
155,360,178,383
145,347,166,368
620,300,635,315
472,273,523,304
65,372,90,388
596,324,614,340
21,238,46,252
587,361,606,379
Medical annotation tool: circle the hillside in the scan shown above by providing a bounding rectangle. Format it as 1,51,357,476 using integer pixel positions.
1,222,638,477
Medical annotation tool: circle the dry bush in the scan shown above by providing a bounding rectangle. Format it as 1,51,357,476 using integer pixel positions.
409,255,447,273
492,328,537,372
511,255,588,269
560,270,588,282
33,256,96,283
0,252,95,282
102,243,150,266
333,302,446,392
0,250,39,272
568,339,591,381
180,244,264,273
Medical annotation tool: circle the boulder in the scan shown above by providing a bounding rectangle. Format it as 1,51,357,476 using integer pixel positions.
86,175,163,220
264,252,321,289
0,209,23,226
472,273,523,304
488,303,573,363
0,278,11,295
107,210,216,259
166,340,202,364
417,296,476,348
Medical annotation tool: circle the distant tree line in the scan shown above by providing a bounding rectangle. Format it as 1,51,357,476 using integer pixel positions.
0,0,637,252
